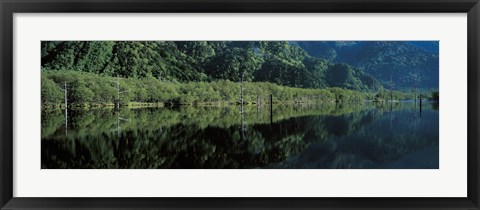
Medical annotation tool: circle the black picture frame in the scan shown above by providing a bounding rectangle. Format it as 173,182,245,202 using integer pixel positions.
1,0,479,209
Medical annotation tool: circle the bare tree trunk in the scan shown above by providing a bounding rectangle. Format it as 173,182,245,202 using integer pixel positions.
64,81,68,135
270,94,273,124
116,76,120,110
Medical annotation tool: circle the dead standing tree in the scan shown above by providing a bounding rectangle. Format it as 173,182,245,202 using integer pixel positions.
112,75,128,111
412,70,422,117
239,69,247,141
60,81,68,135
389,68,395,112
111,75,129,137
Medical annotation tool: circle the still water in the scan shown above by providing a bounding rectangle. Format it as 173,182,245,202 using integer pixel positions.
41,102,439,169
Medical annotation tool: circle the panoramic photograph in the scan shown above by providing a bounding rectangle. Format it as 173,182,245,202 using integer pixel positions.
41,41,439,169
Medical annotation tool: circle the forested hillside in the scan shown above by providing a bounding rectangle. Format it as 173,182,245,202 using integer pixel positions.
41,41,382,91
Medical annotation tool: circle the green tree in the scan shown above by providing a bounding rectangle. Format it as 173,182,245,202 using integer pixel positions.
41,75,63,105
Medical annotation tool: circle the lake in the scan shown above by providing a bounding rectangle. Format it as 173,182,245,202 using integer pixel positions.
41,102,439,169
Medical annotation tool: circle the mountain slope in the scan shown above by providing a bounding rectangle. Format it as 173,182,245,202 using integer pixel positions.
295,41,439,89
41,41,382,91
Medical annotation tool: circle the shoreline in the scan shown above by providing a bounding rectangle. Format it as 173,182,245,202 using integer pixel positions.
40,100,438,110
41,100,344,110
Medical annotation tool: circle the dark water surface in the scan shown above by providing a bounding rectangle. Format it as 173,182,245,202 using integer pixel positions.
41,102,439,169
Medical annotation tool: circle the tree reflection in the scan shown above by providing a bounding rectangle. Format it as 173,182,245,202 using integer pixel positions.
41,102,439,169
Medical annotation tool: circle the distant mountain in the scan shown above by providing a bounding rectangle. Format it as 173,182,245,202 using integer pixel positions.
295,41,439,90
407,41,439,53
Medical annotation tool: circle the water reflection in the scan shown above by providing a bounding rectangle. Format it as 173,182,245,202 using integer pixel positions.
41,102,439,169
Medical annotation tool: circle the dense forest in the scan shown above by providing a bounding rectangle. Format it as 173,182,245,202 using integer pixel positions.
42,70,379,107
41,41,439,107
